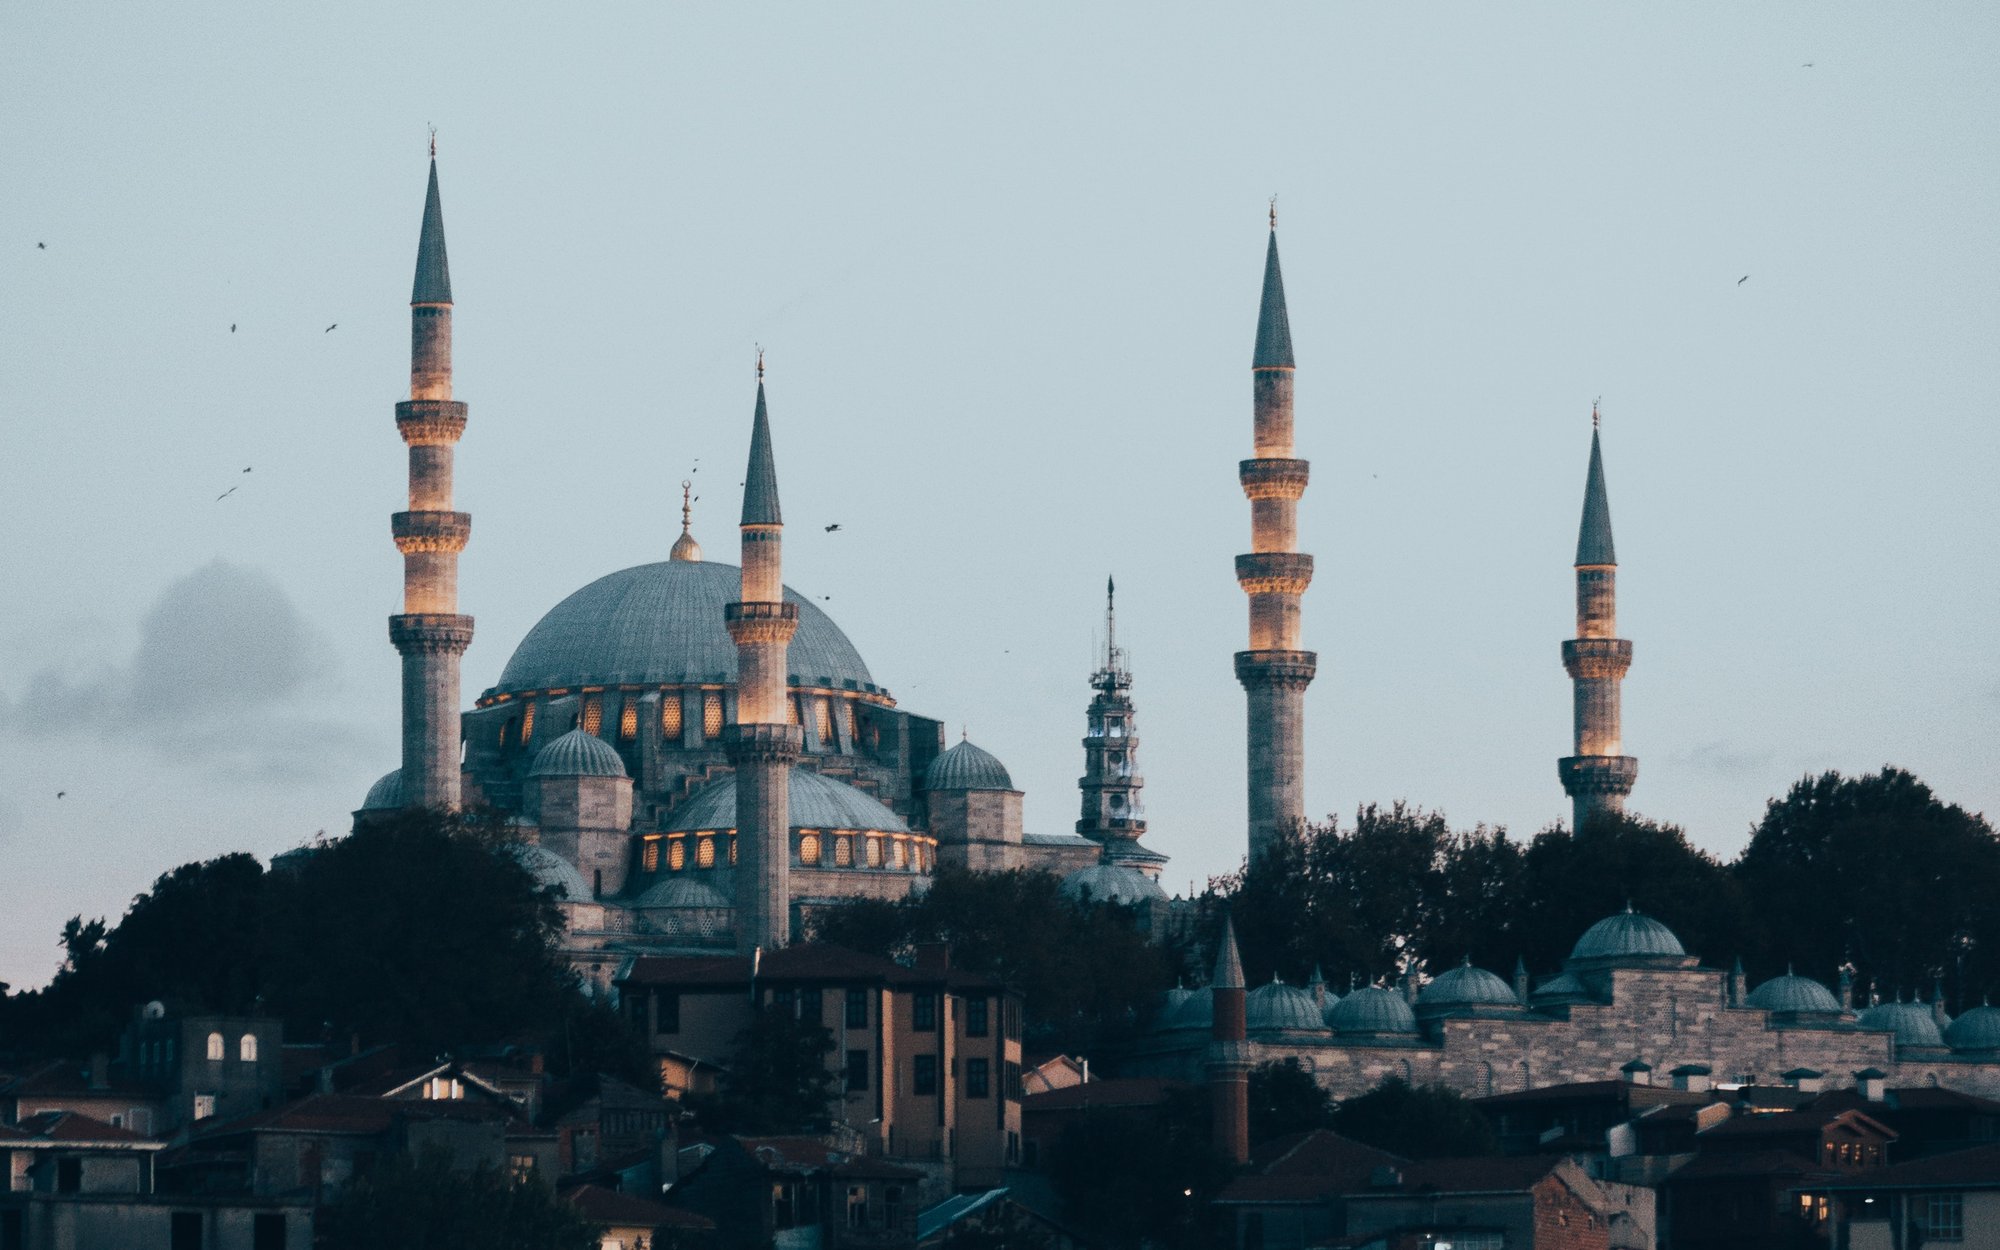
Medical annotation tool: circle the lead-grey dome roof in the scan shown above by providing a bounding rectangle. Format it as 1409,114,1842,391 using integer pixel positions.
1858,1001,1946,1048
1062,863,1167,905
1162,988,1213,1032
1945,1005,2000,1052
491,561,881,696
1418,962,1520,1009
361,769,404,811
925,739,1015,791
631,877,732,911
1247,978,1330,1033
666,767,910,835
1570,908,1686,962
511,843,593,902
528,729,628,779
1746,972,1842,1015
1327,987,1418,1035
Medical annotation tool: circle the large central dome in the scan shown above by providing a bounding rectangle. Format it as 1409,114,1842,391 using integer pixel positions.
487,560,884,699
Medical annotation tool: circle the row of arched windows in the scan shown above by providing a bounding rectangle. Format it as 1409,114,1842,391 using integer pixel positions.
493,689,869,752
636,829,938,874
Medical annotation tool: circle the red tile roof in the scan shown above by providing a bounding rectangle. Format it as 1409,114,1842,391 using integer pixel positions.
1815,1143,2000,1190
12,1111,161,1147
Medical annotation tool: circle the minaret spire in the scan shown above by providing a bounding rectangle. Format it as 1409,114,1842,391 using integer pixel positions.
1559,410,1636,832
670,480,703,562
726,357,801,951
1236,212,1316,863
1206,914,1251,1165
1077,575,1166,886
389,151,473,810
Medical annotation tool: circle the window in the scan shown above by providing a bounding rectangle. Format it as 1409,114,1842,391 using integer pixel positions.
642,837,661,872
883,1186,903,1233
846,1049,870,1092
845,701,858,741
661,695,683,739
581,695,603,736
846,988,868,1028
193,1094,217,1121
656,993,680,1035
835,835,854,867
619,702,638,740
696,836,716,869
800,988,823,1020
966,997,988,1037
56,1158,81,1194
206,1032,225,1061
814,697,834,742
799,832,821,866
966,1058,990,1099
1926,1193,1964,1241
847,1184,868,1229
520,701,537,745
866,837,884,868
239,1033,258,1062
914,1055,938,1096
788,695,802,725
913,992,938,1031
891,838,907,869
508,1154,536,1184
702,693,724,739
729,835,738,865
668,839,687,871
252,1214,287,1250
1004,1061,1022,1100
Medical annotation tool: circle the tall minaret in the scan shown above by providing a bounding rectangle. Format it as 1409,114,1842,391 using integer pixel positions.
1558,409,1637,832
389,149,474,810
1206,914,1250,1167
726,357,801,952
1235,207,1316,864
1077,577,1148,851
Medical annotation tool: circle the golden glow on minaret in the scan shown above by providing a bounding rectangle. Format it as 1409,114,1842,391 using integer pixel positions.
1559,407,1636,831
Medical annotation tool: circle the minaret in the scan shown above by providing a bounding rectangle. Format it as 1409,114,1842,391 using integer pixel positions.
726,357,802,952
1235,206,1316,864
1558,410,1637,833
1077,577,1148,853
1206,915,1251,1166
389,149,474,810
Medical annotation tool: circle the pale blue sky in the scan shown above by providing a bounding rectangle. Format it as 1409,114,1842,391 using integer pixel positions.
3,4,1995,988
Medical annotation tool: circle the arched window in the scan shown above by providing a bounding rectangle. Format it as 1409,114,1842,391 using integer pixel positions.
696,837,716,869
520,701,537,745
618,702,638,741
667,839,687,871
206,1032,224,1061
799,833,822,866
702,694,724,740
661,696,683,740
834,835,854,868
581,696,604,737
890,838,907,870
814,698,834,742
238,1033,258,1063
642,837,661,872
866,837,884,868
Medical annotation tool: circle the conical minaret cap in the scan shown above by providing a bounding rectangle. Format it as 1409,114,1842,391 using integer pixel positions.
1211,915,1246,990
411,159,453,305
1575,427,1616,566
1252,229,1295,369
741,380,782,526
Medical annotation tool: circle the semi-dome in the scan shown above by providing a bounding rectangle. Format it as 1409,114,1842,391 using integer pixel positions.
360,769,404,811
1418,961,1521,1009
528,729,629,779
1062,863,1166,905
1532,971,1593,1003
925,739,1015,791
1570,908,1687,962
1327,987,1418,1036
666,767,910,835
1164,988,1213,1032
1247,978,1330,1033
1944,1004,2000,1052
490,561,881,697
1745,971,1843,1015
511,843,593,902
631,877,732,911
1857,1000,1946,1048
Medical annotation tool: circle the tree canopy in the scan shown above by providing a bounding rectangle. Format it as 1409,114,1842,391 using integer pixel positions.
690,1005,840,1136
1330,1077,1497,1159
318,1150,597,1250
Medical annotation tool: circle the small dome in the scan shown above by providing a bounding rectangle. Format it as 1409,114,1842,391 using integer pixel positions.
1745,972,1843,1015
529,729,629,779
1164,988,1213,1032
1570,908,1687,962
1858,1000,1946,1048
1418,961,1521,1009
666,767,910,835
1327,987,1418,1035
1944,1004,2000,1052
510,843,593,901
1532,971,1592,1002
360,769,404,811
1247,978,1330,1033
1062,863,1166,905
632,877,732,910
1162,986,1194,1012
925,739,1015,792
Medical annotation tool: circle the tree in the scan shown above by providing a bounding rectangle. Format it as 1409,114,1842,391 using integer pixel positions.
318,1150,596,1250
1044,1087,1231,1250
1734,768,2000,1004
1248,1058,1336,1144
693,1005,839,1135
1330,1077,1497,1159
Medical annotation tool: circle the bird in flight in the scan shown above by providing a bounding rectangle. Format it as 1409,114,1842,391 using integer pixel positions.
324,323,338,333
1737,275,1750,285
231,324,237,333
217,486,238,502
824,523,842,533
56,791,65,799
1803,62,1814,68
36,242,46,250
243,467,252,473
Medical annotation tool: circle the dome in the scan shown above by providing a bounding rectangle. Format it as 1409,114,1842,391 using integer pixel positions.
925,739,1015,791
360,769,404,811
1532,971,1593,1002
1326,987,1418,1035
666,767,910,835
1944,1004,2000,1052
528,729,629,779
490,560,881,697
1062,863,1166,905
1247,978,1330,1033
1164,988,1213,1032
1162,986,1194,1012
1857,1000,1946,1048
631,877,732,911
1745,972,1843,1015
510,843,593,902
1570,908,1687,962
1418,961,1521,1009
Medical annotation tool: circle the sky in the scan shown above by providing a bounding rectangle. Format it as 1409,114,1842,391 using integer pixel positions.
2,5,1995,991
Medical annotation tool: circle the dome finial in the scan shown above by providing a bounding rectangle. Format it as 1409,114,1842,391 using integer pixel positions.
1592,396,1600,431
670,480,703,561
429,124,437,160
1268,194,1277,231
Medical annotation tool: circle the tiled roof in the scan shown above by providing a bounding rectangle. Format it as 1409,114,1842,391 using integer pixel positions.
564,1183,713,1229
1814,1143,2000,1190
11,1111,162,1148
1021,1078,1181,1114
1376,1155,1571,1195
1218,1130,1409,1204
1671,1149,1838,1182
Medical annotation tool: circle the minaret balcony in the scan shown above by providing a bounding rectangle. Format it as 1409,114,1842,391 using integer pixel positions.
1558,755,1639,794
395,400,469,445
389,613,475,655
724,600,800,646
1235,552,1314,596
1239,458,1310,501
1234,650,1318,689
392,511,471,554
1561,638,1633,680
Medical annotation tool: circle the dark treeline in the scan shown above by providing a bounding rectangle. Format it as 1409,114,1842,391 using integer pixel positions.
1212,768,2000,1012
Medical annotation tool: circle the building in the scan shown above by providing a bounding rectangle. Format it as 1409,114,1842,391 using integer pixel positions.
1812,1143,2000,1250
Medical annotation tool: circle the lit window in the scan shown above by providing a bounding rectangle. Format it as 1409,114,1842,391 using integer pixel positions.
845,701,858,740
193,1094,216,1121
814,697,834,741
499,718,513,748
582,696,603,736
834,835,853,867
703,694,724,739
662,696,683,740
729,835,738,865
619,702,638,740
800,833,822,866
642,837,661,872
891,838,907,870
520,702,537,745
238,1033,257,1062
508,1154,535,1184
788,695,803,725
866,837,884,868
668,839,687,871
697,837,716,869
206,1032,224,1061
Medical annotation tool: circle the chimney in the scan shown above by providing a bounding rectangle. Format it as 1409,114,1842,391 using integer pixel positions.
1669,1064,1711,1093
1726,957,1743,1008
1783,1068,1825,1094
1855,1068,1887,1102
1620,1059,1652,1087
